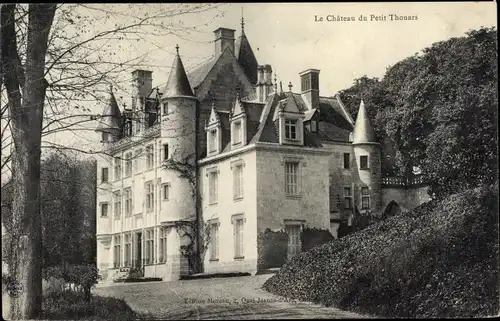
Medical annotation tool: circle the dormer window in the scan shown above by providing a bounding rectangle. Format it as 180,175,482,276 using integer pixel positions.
209,129,217,153
310,120,318,132
285,119,297,140
233,121,242,145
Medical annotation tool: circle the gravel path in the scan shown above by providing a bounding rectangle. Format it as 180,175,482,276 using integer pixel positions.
93,274,370,319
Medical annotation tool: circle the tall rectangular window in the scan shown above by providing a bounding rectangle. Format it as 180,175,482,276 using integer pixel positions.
285,162,299,195
233,164,244,199
343,153,350,169
134,149,142,172
284,119,297,140
113,235,121,268
101,167,109,183
144,229,154,264
124,188,132,217
233,121,242,145
209,129,217,153
163,144,169,161
145,182,154,213
234,218,244,258
210,221,219,260
100,203,109,217
113,191,121,219
124,233,132,267
208,171,218,204
163,102,168,115
146,144,154,169
159,227,168,263
344,187,353,209
360,155,369,170
286,225,301,258
162,183,170,201
125,152,132,177
361,187,370,210
114,157,122,180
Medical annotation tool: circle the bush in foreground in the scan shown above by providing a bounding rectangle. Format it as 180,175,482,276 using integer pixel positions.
263,184,499,317
41,289,139,320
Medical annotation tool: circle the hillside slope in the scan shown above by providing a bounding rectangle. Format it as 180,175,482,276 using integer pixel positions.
263,185,499,317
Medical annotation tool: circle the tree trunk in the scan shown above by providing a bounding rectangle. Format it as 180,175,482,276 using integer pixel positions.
2,4,56,319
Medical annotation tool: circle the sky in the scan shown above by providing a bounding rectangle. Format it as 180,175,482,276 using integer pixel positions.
1,2,497,181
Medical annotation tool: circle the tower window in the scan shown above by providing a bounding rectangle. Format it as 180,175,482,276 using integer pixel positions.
102,132,109,143
101,167,109,183
343,153,350,169
360,155,369,170
344,187,352,209
163,102,168,115
361,187,370,210
163,144,169,161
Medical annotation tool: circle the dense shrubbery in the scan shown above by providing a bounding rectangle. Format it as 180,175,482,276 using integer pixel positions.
257,229,289,270
263,184,499,317
43,264,98,302
41,289,138,320
257,227,336,271
300,227,334,252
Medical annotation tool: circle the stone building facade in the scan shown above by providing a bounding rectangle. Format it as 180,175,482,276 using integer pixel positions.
94,19,429,281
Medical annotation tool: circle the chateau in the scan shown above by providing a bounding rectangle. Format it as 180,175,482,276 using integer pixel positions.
94,18,430,281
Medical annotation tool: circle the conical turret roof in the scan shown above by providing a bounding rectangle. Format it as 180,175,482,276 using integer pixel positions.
96,86,122,132
163,45,194,98
234,16,258,85
352,100,377,144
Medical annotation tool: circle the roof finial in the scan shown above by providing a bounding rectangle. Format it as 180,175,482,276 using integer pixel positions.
241,7,244,30
288,81,292,92
175,44,179,55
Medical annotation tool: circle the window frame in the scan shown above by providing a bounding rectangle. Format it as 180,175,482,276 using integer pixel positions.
232,120,242,145
145,181,154,213
124,188,132,217
343,153,350,169
285,224,302,259
144,229,155,265
100,202,109,217
232,214,245,259
360,155,369,170
162,183,170,201
124,233,132,267
361,187,371,210
163,143,169,161
114,157,122,180
146,144,154,169
344,186,353,210
284,119,298,140
113,190,121,219
125,152,133,177
113,235,121,268
209,219,220,261
158,227,168,263
208,169,218,205
285,161,300,196
233,164,244,200
101,167,109,183
209,129,217,153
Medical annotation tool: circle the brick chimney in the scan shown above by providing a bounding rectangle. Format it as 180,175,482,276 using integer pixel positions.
299,69,320,110
263,64,273,99
131,69,153,109
214,28,236,56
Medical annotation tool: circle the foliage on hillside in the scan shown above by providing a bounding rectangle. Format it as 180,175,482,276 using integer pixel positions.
1,151,97,269
263,184,499,317
338,27,498,197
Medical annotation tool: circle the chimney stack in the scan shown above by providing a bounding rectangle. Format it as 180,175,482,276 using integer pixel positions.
263,64,273,98
256,65,264,102
299,69,320,110
131,69,153,109
214,28,235,56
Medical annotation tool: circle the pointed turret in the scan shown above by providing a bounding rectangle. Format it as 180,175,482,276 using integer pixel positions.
352,100,376,144
234,12,258,85
96,85,122,133
162,45,195,98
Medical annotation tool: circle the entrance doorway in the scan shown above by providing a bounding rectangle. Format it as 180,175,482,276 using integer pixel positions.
135,232,142,269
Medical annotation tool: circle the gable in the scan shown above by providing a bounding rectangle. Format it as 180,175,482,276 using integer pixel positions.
231,98,246,118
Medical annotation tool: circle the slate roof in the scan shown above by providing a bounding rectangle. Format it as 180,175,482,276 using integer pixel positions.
163,51,195,98
96,90,122,132
352,100,377,144
186,56,219,92
234,28,259,85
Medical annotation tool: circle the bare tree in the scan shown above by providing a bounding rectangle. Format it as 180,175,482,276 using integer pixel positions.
1,4,222,319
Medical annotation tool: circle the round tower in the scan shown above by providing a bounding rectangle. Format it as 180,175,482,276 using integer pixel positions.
94,86,122,278
351,100,382,214
160,45,199,279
